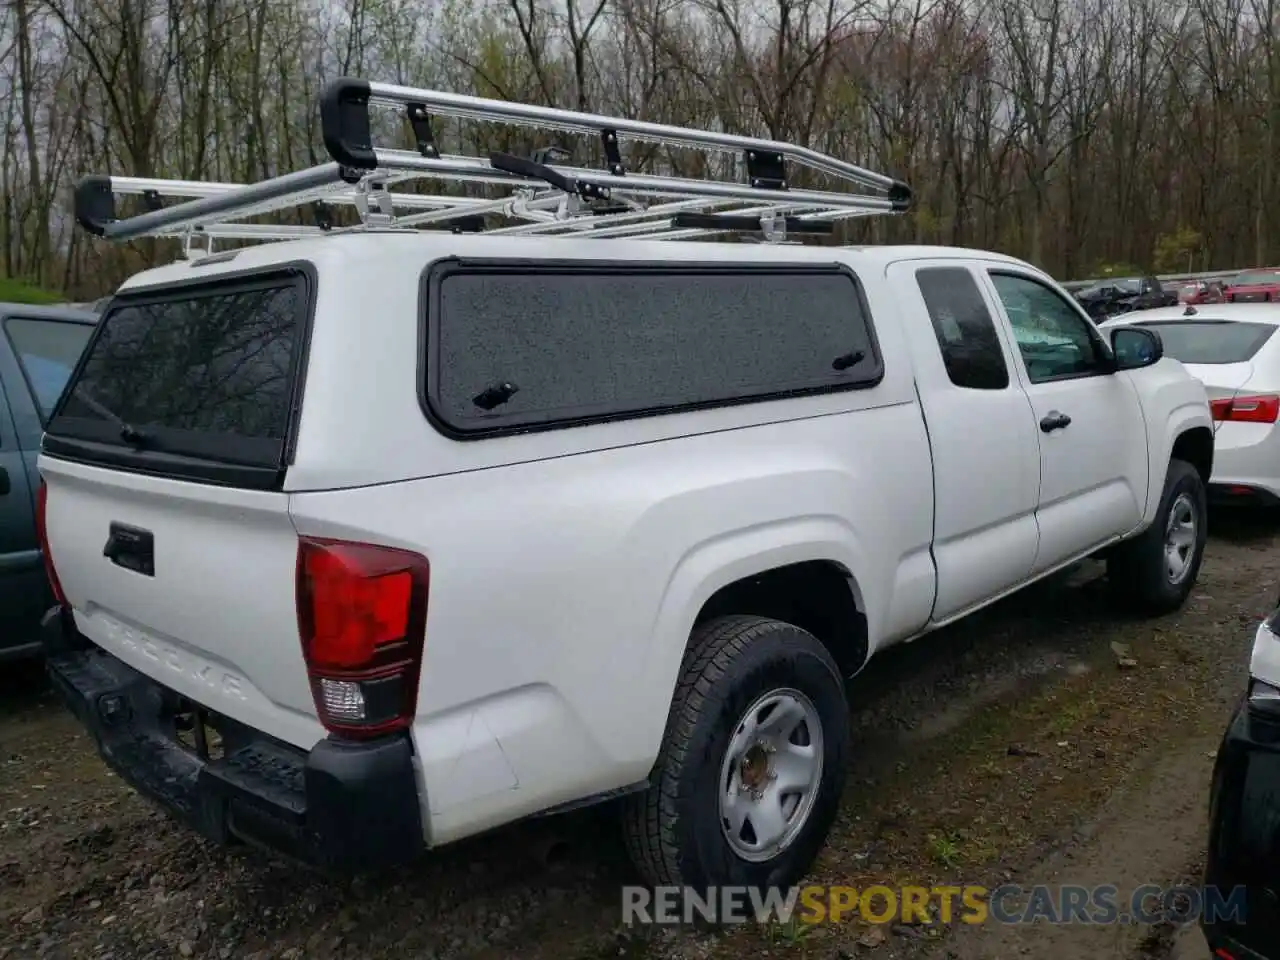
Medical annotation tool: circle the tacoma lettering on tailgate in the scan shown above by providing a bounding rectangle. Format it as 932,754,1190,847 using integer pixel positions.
102,616,247,701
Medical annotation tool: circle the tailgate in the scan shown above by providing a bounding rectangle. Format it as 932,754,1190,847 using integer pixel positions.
41,459,318,746
36,265,323,749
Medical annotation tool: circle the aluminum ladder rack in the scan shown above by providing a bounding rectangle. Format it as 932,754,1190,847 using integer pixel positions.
73,77,913,252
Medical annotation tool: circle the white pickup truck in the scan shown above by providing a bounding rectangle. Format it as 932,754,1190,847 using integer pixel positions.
39,79,1213,892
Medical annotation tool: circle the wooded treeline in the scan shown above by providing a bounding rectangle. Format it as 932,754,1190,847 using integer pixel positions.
2,0,1278,299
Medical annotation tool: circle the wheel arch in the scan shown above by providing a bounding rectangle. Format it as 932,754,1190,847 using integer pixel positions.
1139,399,1215,528
694,560,868,680
1171,425,1213,487
630,524,873,783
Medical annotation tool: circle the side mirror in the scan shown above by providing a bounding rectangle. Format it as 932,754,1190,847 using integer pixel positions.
1110,326,1164,371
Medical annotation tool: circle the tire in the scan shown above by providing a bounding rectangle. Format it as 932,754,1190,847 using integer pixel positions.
621,615,850,894
1107,458,1207,615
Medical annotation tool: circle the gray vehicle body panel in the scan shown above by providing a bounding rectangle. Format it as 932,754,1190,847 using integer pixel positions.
0,303,97,658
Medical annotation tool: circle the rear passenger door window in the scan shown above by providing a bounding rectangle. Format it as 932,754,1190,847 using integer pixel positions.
423,261,883,435
915,267,1010,390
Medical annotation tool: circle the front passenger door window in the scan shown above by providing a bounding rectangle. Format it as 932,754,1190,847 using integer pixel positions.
989,273,1108,383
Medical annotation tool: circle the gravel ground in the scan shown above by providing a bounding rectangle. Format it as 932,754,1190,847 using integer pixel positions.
1,510,1274,960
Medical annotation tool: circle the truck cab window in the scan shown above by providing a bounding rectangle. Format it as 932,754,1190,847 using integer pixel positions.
990,272,1108,383
916,266,1010,390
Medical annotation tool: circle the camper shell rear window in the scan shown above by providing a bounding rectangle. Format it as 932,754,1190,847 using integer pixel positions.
421,258,884,437
43,265,314,489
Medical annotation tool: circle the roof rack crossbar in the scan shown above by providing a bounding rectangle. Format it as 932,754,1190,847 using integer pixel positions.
73,76,913,247
100,173,501,214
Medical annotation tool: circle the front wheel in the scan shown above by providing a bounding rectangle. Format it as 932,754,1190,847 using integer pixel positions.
1108,458,1207,615
621,615,850,893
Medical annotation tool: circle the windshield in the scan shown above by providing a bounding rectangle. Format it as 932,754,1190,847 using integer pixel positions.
1131,320,1277,364
1231,272,1280,286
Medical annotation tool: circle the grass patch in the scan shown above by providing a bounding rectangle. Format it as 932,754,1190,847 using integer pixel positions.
0,277,64,305
767,916,816,946
927,831,963,868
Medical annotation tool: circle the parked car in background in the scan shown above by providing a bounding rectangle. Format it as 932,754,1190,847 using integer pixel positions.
1224,270,1280,303
1100,303,1280,507
65,299,109,312
0,303,96,659
1203,599,1280,960
1075,276,1178,319
1177,279,1226,305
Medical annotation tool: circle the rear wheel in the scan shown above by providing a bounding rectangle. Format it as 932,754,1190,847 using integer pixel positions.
1108,458,1207,614
621,615,850,892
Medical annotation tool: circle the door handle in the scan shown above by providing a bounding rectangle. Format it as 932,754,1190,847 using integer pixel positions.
1040,411,1072,433
0,466,8,496
103,522,155,577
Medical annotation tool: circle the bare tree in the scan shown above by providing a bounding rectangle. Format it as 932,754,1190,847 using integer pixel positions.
4,0,1280,297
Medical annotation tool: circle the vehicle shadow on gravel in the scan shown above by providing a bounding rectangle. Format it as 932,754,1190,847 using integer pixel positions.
844,560,1120,743
0,657,55,716
1207,504,1280,544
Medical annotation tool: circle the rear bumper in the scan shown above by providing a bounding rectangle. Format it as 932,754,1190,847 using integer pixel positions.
1208,425,1280,506
1209,482,1280,508
1203,697,1280,959
41,605,425,872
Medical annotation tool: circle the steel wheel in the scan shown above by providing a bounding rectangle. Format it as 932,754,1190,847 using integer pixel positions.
718,687,824,863
1164,491,1197,585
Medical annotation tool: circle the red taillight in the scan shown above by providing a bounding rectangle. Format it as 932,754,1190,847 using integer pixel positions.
1214,949,1237,960
296,537,429,739
1210,394,1280,423
35,481,67,606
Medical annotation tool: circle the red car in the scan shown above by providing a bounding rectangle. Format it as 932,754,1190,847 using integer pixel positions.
1177,279,1226,304
1224,270,1280,302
